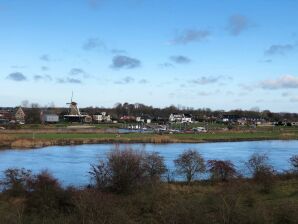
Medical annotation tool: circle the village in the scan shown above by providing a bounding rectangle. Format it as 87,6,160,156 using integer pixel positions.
1,98,298,134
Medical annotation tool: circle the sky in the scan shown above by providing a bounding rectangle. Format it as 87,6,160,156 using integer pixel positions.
0,0,298,112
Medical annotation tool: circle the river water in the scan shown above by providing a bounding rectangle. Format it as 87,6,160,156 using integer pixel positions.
0,140,297,187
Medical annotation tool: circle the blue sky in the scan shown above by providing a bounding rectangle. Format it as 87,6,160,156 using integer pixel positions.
1,0,298,112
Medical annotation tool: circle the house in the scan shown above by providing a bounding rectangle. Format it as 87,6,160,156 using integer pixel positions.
169,113,193,123
93,112,111,123
15,107,26,124
41,111,59,123
0,110,12,123
84,115,93,123
183,114,193,123
120,115,136,122
136,115,152,124
222,114,240,123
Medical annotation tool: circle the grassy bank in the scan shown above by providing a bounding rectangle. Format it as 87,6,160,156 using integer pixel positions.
1,127,298,149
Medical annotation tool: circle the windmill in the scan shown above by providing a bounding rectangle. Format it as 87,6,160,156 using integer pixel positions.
66,92,81,116
64,92,85,122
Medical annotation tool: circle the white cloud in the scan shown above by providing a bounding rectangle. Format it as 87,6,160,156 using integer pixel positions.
261,75,298,89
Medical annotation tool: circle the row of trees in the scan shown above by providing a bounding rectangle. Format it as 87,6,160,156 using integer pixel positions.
1,149,298,196
89,148,298,193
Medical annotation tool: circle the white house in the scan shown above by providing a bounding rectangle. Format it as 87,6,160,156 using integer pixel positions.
41,112,59,123
93,112,111,123
136,115,152,124
169,113,193,123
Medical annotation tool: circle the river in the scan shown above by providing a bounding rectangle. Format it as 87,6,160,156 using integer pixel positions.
0,140,297,187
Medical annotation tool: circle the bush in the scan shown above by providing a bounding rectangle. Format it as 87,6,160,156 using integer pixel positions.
174,149,205,184
90,148,167,193
143,152,167,182
245,153,276,193
207,160,237,181
26,170,74,215
89,161,112,190
0,168,32,197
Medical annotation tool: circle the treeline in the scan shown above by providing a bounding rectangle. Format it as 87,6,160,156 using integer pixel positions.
9,102,298,124
1,149,298,223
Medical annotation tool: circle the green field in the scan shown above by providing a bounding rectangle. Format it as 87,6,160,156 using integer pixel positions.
12,129,298,141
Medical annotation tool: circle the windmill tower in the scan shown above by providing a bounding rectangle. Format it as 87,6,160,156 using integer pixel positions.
64,92,85,122
67,92,81,116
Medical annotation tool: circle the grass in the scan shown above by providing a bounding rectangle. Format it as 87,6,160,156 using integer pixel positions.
1,126,298,149
11,129,298,141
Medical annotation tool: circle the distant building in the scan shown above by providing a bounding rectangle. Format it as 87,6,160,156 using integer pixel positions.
169,113,193,123
15,107,25,124
93,112,111,123
136,115,152,124
64,100,86,122
84,115,93,123
222,114,240,123
41,111,59,123
0,110,12,122
120,115,136,122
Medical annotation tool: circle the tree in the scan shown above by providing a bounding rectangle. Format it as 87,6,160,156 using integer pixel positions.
108,148,145,193
245,153,275,193
90,149,168,193
143,152,167,182
89,161,112,190
246,153,274,179
174,149,205,184
0,168,32,196
207,160,237,181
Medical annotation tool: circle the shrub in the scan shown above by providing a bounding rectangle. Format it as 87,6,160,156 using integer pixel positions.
0,168,32,197
207,160,237,181
174,149,205,184
245,153,276,193
143,152,167,182
90,148,167,193
107,148,146,193
89,161,112,190
26,170,74,215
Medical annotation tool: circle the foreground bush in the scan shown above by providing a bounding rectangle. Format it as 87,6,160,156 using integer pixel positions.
246,153,276,193
90,148,167,193
1,166,298,223
207,159,238,181
26,171,74,216
0,168,32,197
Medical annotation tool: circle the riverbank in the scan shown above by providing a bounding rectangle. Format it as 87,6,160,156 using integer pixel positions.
1,127,298,149
1,173,298,224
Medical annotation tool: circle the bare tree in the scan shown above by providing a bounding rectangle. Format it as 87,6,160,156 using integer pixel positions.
174,149,205,184
0,168,32,196
245,153,274,179
245,153,275,193
89,161,112,190
21,100,29,108
207,160,237,181
143,152,167,182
